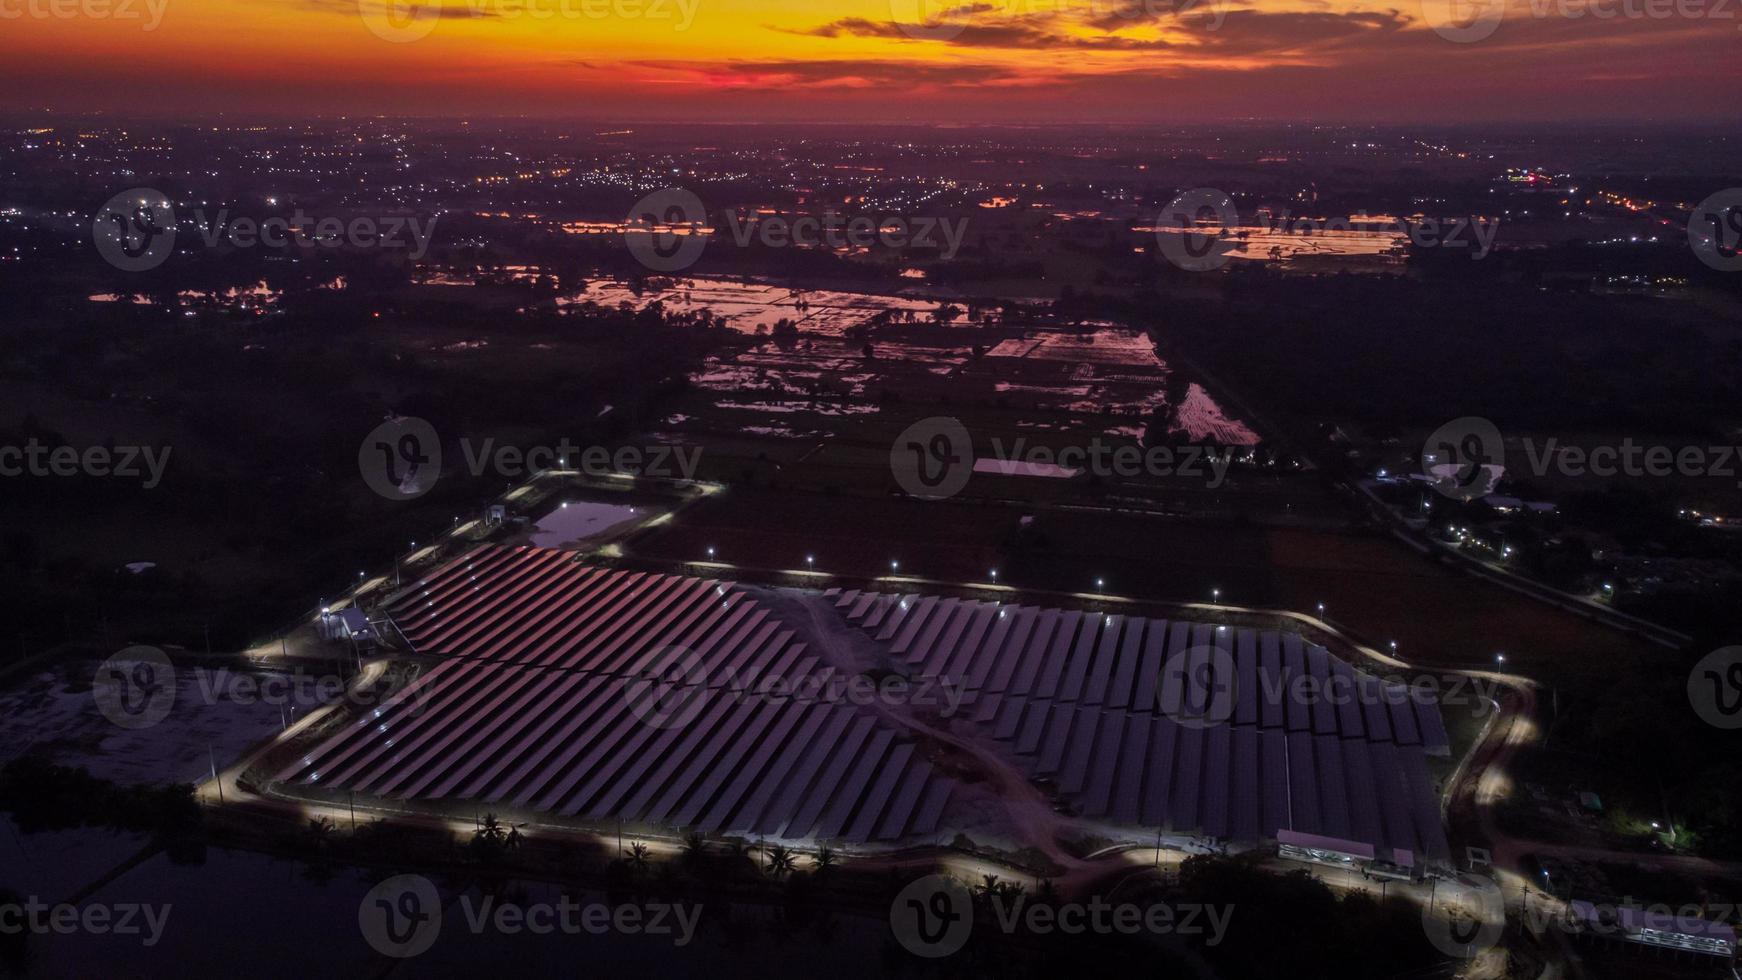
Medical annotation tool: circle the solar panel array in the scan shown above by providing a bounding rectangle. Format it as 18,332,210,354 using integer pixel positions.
829,588,1451,860
274,546,952,843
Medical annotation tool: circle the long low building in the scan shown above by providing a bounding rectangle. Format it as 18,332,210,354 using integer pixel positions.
276,545,1451,863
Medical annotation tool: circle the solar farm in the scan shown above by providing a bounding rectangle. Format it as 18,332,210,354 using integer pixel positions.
273,544,1450,864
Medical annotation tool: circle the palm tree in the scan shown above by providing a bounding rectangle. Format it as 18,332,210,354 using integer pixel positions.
811,844,837,876
474,812,506,847
680,831,709,867
976,874,1001,901
305,816,336,851
763,844,796,880
1035,878,1060,907
724,839,754,882
628,841,652,875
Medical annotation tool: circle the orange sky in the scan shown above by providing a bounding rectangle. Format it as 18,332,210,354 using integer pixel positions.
1,0,1737,121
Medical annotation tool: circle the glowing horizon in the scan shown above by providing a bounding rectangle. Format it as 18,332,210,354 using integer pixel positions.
2,0,1737,122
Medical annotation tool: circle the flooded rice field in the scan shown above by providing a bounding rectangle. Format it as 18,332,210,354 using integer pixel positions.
575,276,1260,447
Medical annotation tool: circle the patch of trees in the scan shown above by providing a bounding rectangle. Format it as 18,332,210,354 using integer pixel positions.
0,758,199,838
